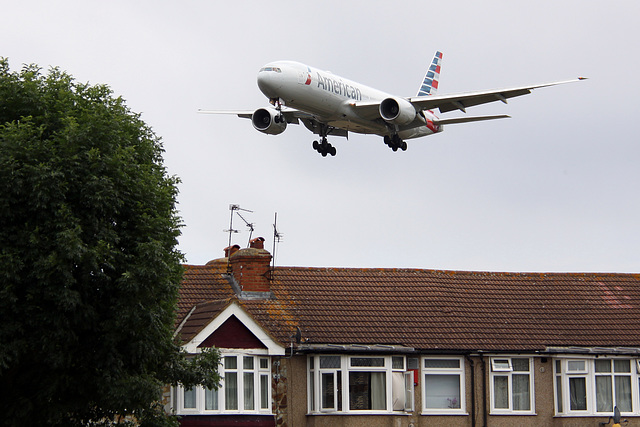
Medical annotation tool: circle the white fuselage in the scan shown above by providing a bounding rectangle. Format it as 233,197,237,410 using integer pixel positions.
257,61,440,140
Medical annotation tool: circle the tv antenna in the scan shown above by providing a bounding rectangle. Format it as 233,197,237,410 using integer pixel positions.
224,204,254,249
272,212,283,269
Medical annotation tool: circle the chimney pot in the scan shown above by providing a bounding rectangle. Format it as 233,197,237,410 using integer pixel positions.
249,237,265,250
224,244,241,258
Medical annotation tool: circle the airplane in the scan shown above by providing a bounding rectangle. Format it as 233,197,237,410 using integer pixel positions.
200,52,585,157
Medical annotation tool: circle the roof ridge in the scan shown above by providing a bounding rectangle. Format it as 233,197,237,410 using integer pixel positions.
270,266,640,277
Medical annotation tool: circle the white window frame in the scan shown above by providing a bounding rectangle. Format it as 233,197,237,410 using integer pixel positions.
491,358,513,372
489,356,535,415
554,357,640,417
173,351,272,415
421,356,466,415
307,355,413,414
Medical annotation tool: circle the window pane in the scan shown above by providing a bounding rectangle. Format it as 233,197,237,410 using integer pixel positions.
244,372,255,410
309,371,315,411
568,361,585,372
425,359,460,369
512,358,529,372
404,372,414,412
371,372,386,410
492,359,511,372
260,374,269,409
348,371,386,410
337,371,343,411
351,357,385,367
225,372,238,410
320,356,340,369
425,374,460,409
614,359,631,373
615,375,632,412
392,372,406,411
569,377,587,410
556,376,563,412
259,358,269,370
244,356,254,370
595,359,611,373
512,374,530,410
555,360,562,373
596,375,613,412
321,372,335,409
225,356,237,370
392,356,404,370
493,376,509,409
205,387,218,410
184,387,196,409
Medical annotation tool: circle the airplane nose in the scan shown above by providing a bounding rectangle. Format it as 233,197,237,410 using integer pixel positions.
257,66,282,99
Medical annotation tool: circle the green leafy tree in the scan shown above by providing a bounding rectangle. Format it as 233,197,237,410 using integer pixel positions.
0,59,220,426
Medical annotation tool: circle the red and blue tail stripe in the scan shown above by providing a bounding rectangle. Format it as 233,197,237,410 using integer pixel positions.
417,51,443,96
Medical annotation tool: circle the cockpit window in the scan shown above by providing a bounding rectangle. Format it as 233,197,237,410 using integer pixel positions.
259,66,282,73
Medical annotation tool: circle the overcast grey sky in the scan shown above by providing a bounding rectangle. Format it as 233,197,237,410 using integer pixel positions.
3,1,639,272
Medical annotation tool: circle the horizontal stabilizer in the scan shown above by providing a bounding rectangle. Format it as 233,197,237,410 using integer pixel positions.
433,115,510,125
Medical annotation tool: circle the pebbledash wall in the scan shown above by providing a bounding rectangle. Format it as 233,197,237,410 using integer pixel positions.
171,352,640,427
276,355,639,427
168,238,640,427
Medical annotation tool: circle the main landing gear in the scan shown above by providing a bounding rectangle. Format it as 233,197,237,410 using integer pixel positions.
384,134,407,152
312,123,337,157
313,137,336,157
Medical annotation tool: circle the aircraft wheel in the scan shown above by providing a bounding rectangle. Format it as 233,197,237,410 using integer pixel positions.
330,146,337,156
321,150,328,157
401,141,407,151
313,140,319,150
392,145,398,152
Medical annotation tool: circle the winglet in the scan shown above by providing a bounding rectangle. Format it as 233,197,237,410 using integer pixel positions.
417,51,443,96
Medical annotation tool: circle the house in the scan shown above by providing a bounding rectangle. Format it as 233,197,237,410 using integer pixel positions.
168,237,640,427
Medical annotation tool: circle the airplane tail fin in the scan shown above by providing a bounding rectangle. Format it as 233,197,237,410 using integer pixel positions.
417,51,443,96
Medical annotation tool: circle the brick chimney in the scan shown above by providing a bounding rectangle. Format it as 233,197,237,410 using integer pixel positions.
229,237,272,293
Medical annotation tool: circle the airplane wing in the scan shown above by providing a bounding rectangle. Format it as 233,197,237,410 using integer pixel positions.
432,115,510,125
408,78,586,113
198,109,253,118
198,107,316,124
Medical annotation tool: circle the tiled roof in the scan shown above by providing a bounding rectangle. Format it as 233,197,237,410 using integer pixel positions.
177,263,640,353
177,261,234,326
174,299,232,344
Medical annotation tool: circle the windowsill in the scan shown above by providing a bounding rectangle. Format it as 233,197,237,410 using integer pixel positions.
307,411,412,416
554,413,640,418
421,411,469,416
489,411,537,416
176,411,274,416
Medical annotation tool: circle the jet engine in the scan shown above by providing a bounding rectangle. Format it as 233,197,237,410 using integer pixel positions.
251,107,287,135
379,97,416,126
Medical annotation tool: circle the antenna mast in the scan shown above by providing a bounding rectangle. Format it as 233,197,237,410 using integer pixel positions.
272,212,283,270
224,204,254,248
224,204,254,272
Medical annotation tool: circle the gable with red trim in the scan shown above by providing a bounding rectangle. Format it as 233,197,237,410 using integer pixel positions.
198,315,267,349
